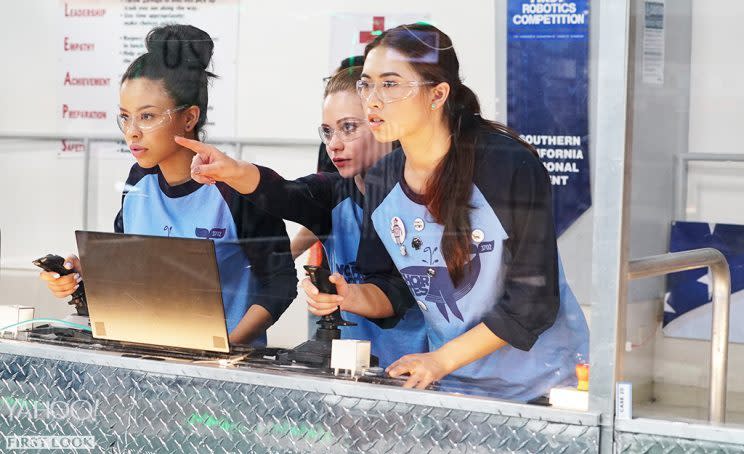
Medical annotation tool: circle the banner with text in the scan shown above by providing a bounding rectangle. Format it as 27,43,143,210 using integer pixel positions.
507,0,591,236
58,0,238,139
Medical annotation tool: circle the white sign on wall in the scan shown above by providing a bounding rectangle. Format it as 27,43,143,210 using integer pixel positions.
642,0,665,85
328,13,430,74
58,0,239,138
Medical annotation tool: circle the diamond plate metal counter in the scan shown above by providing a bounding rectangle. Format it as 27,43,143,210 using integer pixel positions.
0,353,599,453
615,431,744,454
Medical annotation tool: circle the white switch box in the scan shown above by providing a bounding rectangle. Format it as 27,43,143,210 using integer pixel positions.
331,339,371,377
0,305,35,335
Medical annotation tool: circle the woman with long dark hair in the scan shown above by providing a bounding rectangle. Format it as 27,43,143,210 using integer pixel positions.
176,66,428,367
305,23,589,401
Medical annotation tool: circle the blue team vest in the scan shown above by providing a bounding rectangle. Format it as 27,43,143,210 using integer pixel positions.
370,183,589,401
324,195,428,368
121,172,261,344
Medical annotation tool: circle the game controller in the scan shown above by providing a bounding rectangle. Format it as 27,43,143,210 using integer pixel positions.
303,265,356,329
33,254,89,316
276,265,362,368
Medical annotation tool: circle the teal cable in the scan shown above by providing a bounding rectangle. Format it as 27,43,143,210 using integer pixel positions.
0,318,91,333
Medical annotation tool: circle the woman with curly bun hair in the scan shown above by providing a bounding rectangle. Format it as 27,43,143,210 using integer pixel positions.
40,25,297,347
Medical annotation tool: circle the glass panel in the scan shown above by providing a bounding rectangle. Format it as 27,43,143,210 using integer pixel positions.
624,0,744,426
0,0,599,410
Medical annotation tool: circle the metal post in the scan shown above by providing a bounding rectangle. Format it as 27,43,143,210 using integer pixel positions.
680,155,689,222
673,154,684,221
627,248,731,423
589,0,633,452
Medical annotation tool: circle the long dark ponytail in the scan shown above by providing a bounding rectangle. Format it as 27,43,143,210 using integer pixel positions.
365,24,537,285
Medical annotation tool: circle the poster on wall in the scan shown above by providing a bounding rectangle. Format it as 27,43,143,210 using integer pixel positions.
329,14,430,74
506,0,591,237
642,0,665,85
664,221,744,343
58,0,239,140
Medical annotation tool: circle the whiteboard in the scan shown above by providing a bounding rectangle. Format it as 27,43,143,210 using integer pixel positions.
0,0,498,139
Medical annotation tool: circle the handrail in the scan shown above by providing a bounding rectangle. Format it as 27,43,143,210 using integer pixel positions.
627,248,731,424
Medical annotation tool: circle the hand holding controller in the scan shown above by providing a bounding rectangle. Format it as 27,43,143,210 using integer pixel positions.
34,254,89,316
304,265,337,295
304,265,355,327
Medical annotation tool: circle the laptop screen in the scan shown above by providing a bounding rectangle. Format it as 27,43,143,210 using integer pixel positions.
75,231,230,353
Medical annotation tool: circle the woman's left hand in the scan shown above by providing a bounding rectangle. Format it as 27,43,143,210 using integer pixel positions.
386,352,454,389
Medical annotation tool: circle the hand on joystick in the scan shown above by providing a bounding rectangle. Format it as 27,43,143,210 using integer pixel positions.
35,254,89,316
303,266,355,327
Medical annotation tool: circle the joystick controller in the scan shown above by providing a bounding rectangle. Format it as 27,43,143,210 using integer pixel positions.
33,254,88,316
304,265,356,335
277,266,364,368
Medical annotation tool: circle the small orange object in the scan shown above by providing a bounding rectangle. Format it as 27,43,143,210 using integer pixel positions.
307,241,323,267
575,363,589,391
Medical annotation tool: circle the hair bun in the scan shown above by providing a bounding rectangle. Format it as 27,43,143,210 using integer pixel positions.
145,24,214,71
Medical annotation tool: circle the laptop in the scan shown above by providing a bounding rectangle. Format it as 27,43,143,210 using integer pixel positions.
75,231,230,353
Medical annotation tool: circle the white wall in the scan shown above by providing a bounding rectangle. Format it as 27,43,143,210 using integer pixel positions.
687,1,744,157
0,1,60,135
236,1,497,140
685,0,744,225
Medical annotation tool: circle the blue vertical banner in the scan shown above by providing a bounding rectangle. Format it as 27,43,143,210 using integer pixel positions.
507,0,591,236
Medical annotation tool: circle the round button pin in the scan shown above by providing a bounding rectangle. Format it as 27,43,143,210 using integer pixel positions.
413,218,425,232
471,229,485,243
